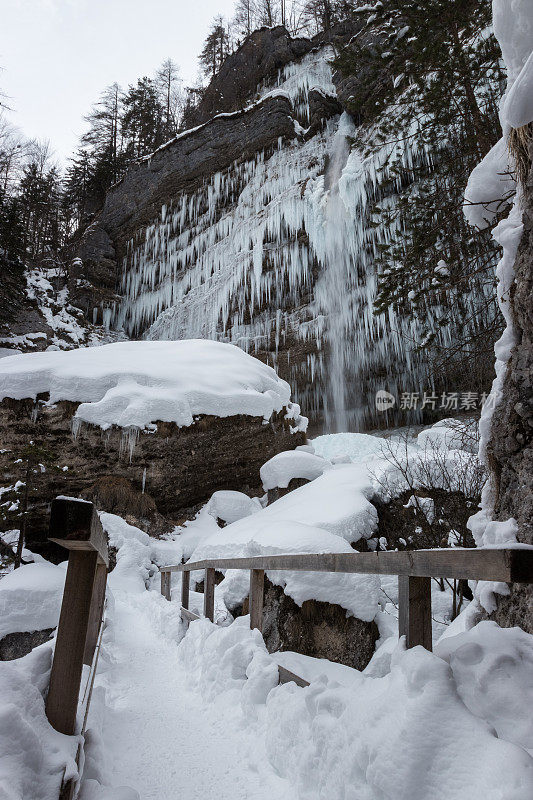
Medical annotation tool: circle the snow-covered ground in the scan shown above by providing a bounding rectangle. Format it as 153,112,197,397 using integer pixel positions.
1,419,533,799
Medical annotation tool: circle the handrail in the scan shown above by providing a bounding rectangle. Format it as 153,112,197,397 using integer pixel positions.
160,547,533,654
161,547,533,581
44,497,109,800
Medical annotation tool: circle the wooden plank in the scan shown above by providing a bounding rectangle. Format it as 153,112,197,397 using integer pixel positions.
249,569,264,632
46,549,98,735
398,575,432,651
204,567,215,622
181,569,190,610
83,562,107,666
278,665,310,688
181,607,201,623
160,570,171,601
49,496,109,567
161,548,533,583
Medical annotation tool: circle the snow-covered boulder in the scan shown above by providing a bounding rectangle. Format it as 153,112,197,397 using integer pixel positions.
0,340,308,532
417,418,478,453
0,339,307,432
205,490,262,525
185,462,380,667
260,450,329,491
0,561,66,642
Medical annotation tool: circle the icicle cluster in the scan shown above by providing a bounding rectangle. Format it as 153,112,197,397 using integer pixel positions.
109,47,495,430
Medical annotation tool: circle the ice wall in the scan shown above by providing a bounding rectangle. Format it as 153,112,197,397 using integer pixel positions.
111,46,496,431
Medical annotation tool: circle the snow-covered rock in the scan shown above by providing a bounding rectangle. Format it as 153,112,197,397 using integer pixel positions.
417,418,478,453
0,561,66,640
260,450,329,490
205,490,262,525
0,339,307,432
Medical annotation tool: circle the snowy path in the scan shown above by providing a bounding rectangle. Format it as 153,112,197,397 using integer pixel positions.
97,595,292,800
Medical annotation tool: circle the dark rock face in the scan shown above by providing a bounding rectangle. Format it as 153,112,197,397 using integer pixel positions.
0,398,305,558
184,26,313,127
77,95,297,276
261,580,379,670
80,476,171,536
0,628,54,661
488,140,533,632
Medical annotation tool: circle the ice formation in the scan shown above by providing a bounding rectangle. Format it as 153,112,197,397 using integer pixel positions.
107,46,496,430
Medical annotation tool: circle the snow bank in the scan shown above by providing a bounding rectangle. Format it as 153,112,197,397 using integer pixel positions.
436,620,533,751
0,339,307,431
258,463,377,542
260,450,329,490
191,463,377,551
178,618,533,800
312,431,392,461
0,644,78,800
464,137,514,229
417,418,478,453
0,561,66,640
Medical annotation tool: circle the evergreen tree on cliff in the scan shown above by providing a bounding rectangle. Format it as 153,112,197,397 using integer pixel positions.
122,77,166,160
199,17,231,79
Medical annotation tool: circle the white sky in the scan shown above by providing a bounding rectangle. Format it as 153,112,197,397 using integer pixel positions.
1,0,238,166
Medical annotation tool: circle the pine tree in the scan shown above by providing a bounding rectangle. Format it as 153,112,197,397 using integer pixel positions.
81,83,122,189
199,17,231,79
121,77,165,160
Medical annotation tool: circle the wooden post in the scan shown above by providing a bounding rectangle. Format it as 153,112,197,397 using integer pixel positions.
83,562,107,666
249,569,264,632
204,567,215,622
160,570,171,601
46,549,98,735
398,575,432,651
181,569,190,610
45,497,109,736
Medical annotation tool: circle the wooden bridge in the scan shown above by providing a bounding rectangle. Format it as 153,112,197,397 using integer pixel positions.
44,496,533,796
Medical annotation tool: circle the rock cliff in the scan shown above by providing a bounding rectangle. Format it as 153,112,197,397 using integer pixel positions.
488,135,533,632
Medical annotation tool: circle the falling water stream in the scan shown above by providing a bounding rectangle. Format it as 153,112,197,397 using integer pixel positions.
320,114,354,432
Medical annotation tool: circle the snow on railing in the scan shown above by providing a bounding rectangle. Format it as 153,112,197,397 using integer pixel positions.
161,548,533,655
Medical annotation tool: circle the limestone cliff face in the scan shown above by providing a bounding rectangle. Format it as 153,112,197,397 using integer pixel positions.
488,139,533,631
183,26,315,127
68,24,497,432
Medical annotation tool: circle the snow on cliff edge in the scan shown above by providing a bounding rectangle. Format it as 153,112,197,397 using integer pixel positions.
0,339,307,431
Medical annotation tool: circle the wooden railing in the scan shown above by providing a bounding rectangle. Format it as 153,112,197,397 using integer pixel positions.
44,496,109,800
160,548,533,653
